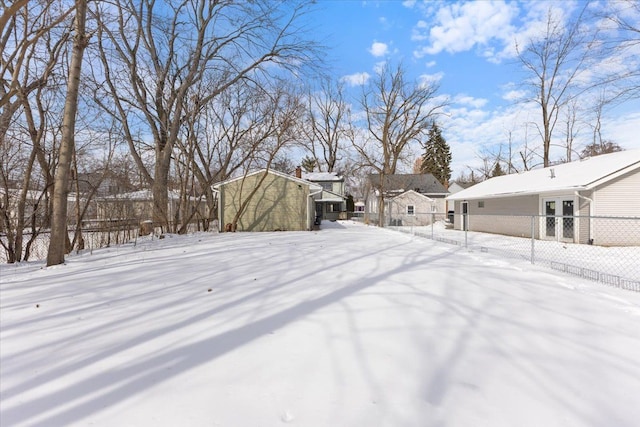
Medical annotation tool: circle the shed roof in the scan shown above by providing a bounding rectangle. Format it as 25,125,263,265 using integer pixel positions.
447,149,640,201
389,189,435,202
213,169,322,191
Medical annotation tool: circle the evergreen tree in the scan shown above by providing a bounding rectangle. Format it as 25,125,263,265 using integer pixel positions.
420,123,452,187
346,194,355,212
491,162,505,177
301,156,316,172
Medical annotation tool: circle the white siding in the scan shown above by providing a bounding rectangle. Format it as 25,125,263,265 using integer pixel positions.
388,191,435,226
590,170,640,245
593,170,640,217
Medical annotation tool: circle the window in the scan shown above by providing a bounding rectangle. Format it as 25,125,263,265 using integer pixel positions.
407,205,415,215
320,182,332,191
328,203,342,212
478,201,485,208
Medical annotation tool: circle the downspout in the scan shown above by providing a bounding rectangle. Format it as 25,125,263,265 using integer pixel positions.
212,188,221,232
575,191,594,244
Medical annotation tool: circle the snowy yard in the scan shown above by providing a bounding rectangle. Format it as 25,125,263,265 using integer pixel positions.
1,220,640,427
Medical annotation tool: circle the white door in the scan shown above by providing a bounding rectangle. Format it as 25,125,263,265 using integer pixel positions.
542,197,575,242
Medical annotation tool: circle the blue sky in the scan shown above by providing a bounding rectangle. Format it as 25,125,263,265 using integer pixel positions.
306,0,640,177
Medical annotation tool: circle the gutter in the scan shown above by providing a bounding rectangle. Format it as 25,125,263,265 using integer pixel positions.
574,191,593,204
575,191,594,244
308,188,323,198
447,186,589,201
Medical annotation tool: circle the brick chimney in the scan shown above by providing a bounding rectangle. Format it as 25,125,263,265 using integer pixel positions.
295,166,302,179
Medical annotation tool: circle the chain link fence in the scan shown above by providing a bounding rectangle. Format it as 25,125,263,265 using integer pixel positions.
0,220,204,264
373,212,640,292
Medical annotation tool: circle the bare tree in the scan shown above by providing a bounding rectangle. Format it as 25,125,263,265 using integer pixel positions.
228,85,305,230
353,63,445,226
174,80,299,232
47,0,89,266
1,0,73,108
68,127,119,251
516,5,596,167
503,129,521,173
579,91,623,158
474,146,504,181
1,0,72,263
602,0,640,101
0,0,29,36
561,98,581,162
454,168,482,186
93,0,318,231
302,77,352,172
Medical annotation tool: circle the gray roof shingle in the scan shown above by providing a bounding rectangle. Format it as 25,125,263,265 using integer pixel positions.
369,174,448,195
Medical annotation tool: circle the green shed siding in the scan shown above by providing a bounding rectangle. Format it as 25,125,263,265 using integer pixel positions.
220,172,312,232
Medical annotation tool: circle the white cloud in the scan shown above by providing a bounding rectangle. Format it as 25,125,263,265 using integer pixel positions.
373,61,386,74
502,90,527,101
418,72,444,86
440,102,541,176
412,0,519,60
411,20,429,42
402,0,416,8
425,60,437,68
340,72,371,86
453,95,488,108
369,41,389,57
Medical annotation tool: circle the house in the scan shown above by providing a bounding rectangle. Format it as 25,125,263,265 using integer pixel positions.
446,149,640,246
366,174,449,225
446,181,472,214
387,189,439,226
299,168,347,221
96,190,183,222
213,169,323,232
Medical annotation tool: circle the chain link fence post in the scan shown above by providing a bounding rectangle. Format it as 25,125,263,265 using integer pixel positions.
531,215,535,264
464,223,468,248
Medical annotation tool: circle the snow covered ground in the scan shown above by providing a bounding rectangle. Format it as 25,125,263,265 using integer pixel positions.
2,220,640,427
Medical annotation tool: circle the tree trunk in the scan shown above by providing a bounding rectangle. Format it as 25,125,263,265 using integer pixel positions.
47,0,88,266
152,160,170,232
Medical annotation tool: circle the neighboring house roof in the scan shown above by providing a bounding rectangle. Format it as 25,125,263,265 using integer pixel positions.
213,169,322,191
448,181,472,193
0,188,44,200
369,173,448,195
302,171,343,182
389,189,435,203
447,149,640,201
98,189,184,201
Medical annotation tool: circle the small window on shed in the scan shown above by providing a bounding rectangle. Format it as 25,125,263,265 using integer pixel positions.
478,201,485,208
407,205,415,215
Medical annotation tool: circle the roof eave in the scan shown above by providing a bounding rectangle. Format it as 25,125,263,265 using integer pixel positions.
446,186,589,201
